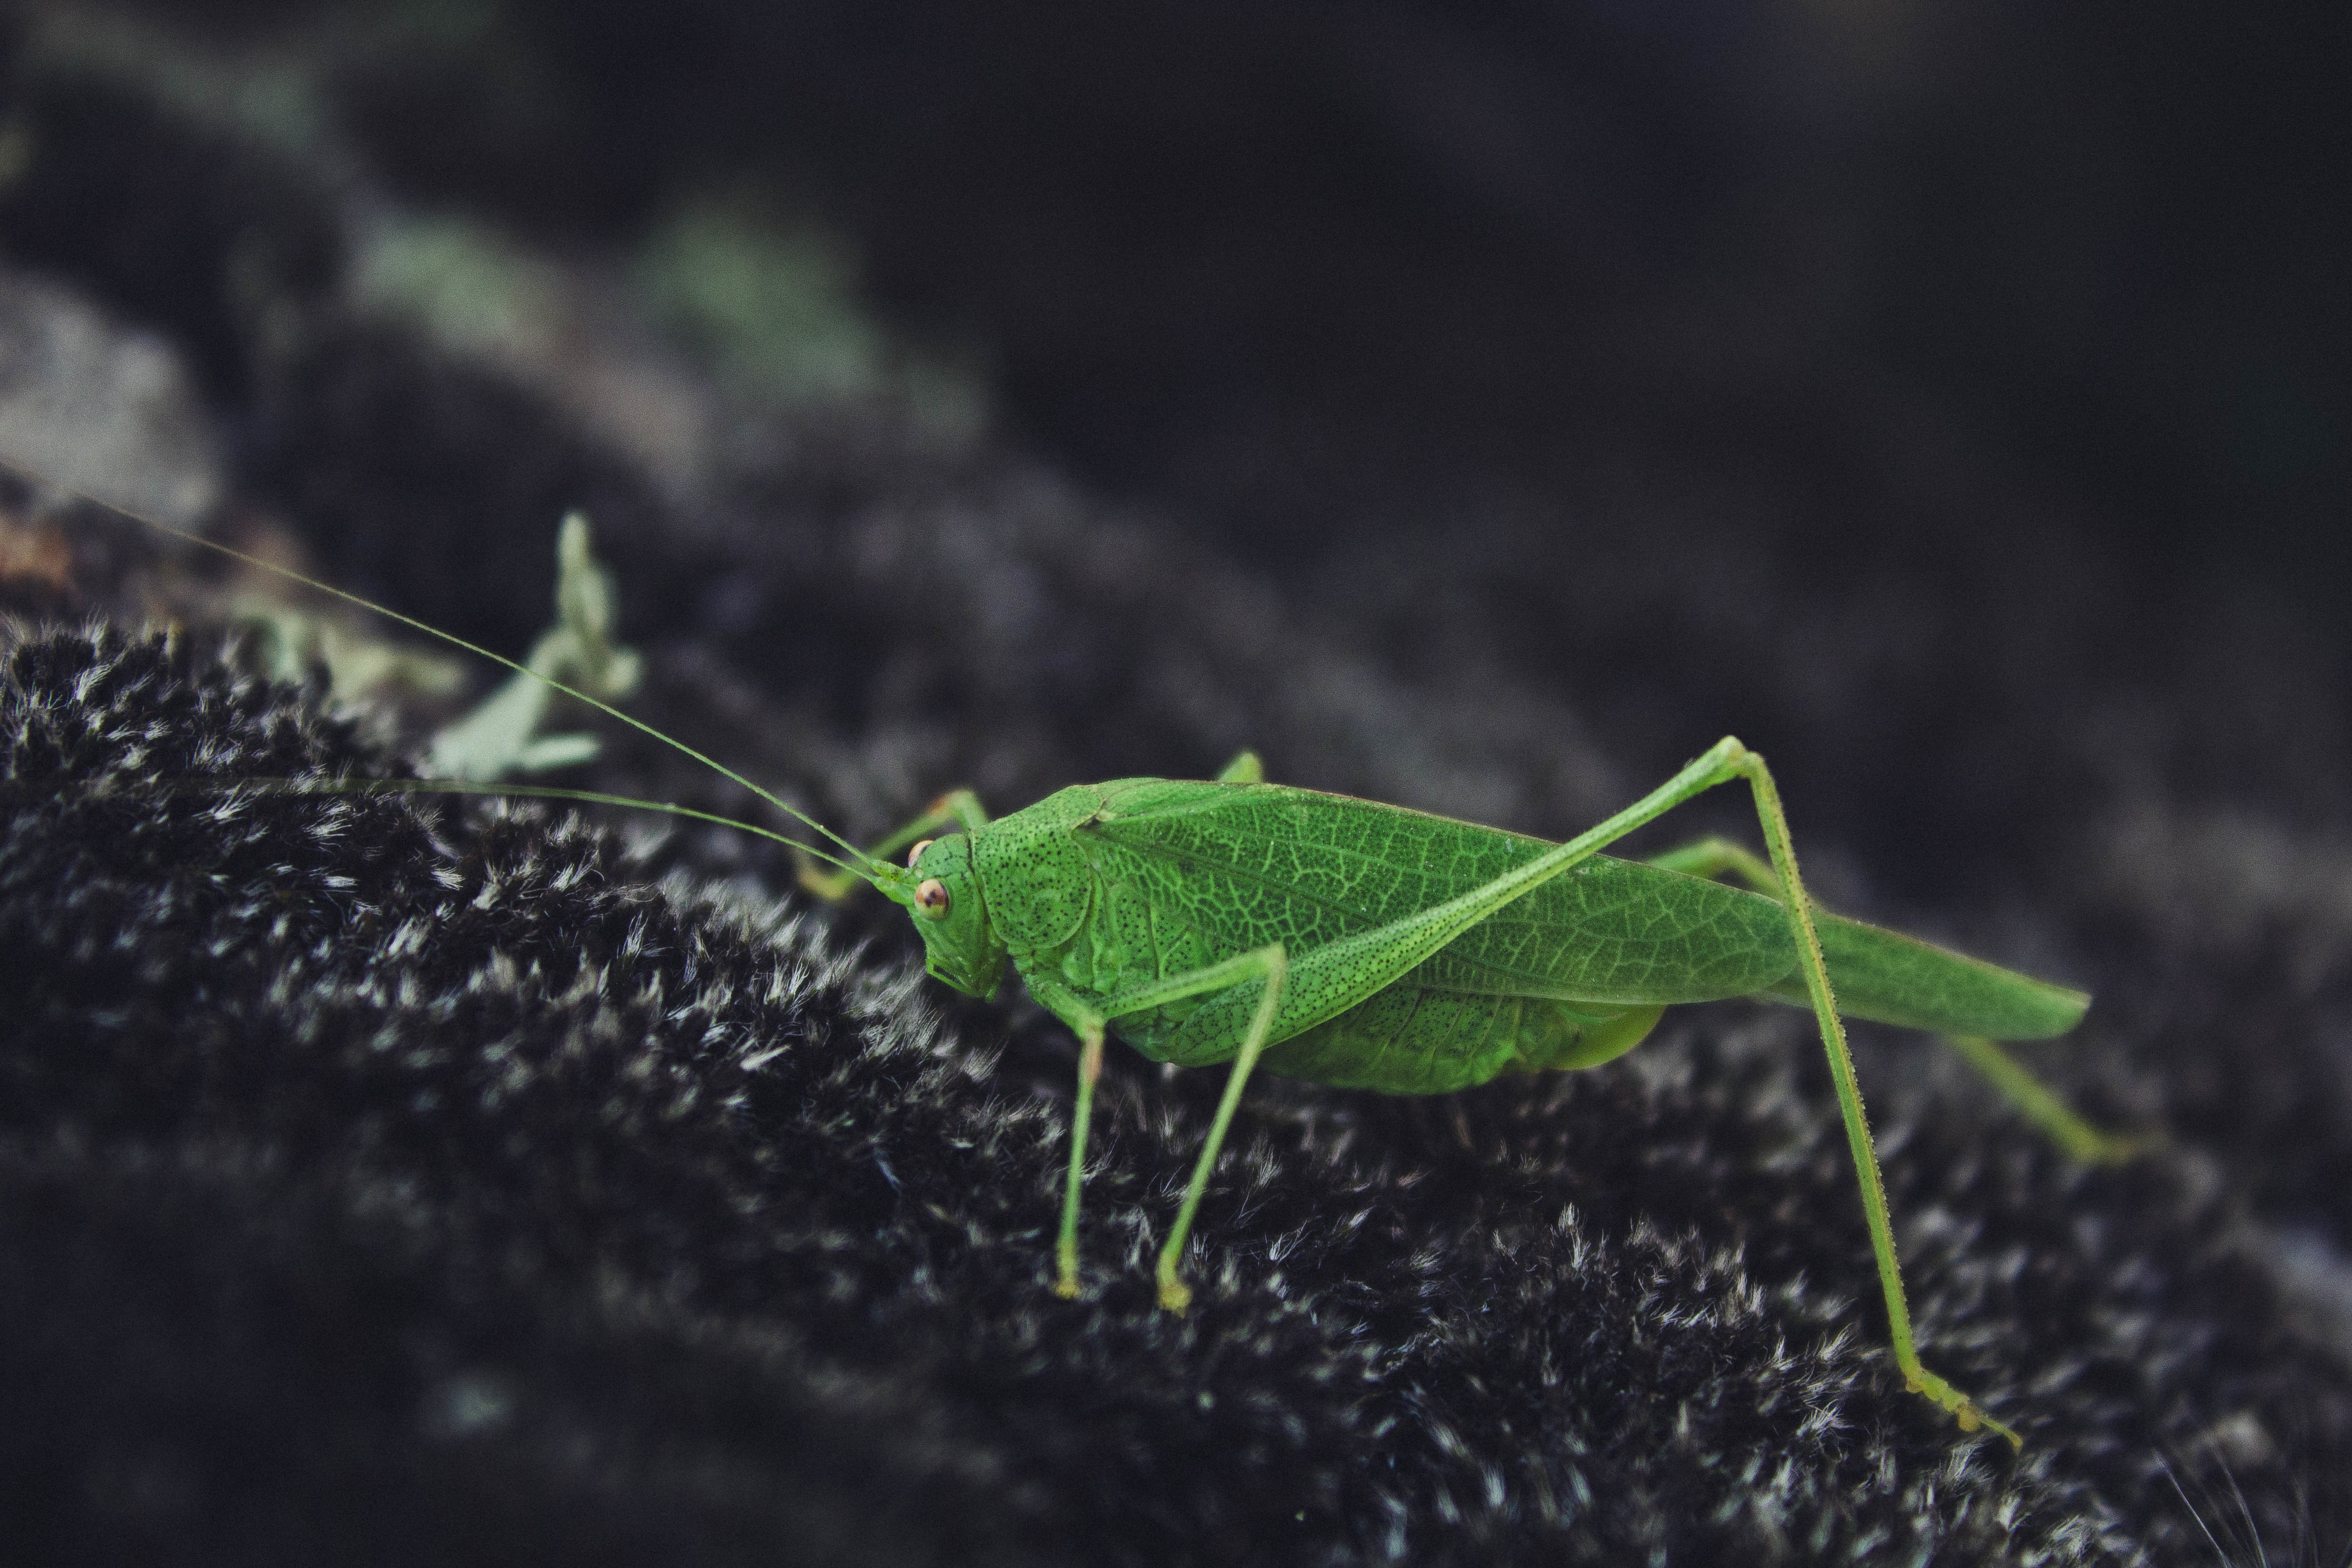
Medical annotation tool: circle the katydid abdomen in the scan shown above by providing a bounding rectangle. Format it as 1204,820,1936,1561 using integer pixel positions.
1252,990,1669,1093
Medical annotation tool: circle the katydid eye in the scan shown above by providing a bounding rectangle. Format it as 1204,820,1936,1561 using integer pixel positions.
915,878,951,918
907,839,934,868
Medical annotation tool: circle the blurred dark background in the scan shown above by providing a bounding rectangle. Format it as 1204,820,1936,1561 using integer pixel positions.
303,3,2352,584
10,0,2351,597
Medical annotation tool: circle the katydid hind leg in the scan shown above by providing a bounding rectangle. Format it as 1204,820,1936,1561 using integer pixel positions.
1194,740,1772,1053
1656,837,2139,1166
1705,744,2023,1446
1646,835,1782,896
1945,1034,2156,1165
1407,740,2020,1441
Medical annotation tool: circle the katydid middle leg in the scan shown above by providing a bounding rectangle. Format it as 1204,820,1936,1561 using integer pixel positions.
1029,946,1292,1310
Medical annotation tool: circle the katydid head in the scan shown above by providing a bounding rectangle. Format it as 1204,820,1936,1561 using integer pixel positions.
878,833,1008,999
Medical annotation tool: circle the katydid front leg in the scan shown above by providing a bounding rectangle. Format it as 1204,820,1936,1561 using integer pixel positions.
833,758,1252,901
798,789,991,900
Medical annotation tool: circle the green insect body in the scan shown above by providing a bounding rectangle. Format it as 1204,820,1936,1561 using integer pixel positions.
18,469,2146,1451
913,777,2082,1091
956,780,1681,1089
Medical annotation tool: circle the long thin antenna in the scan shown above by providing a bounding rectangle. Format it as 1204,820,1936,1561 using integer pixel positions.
0,452,882,883
207,777,871,879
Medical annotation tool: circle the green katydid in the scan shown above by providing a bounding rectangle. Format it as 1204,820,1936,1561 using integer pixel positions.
807,747,2126,1451
16,471,2146,1449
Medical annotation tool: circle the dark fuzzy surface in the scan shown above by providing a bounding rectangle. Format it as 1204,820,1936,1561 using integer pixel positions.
1,624,2276,1568
5,5,2352,1564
